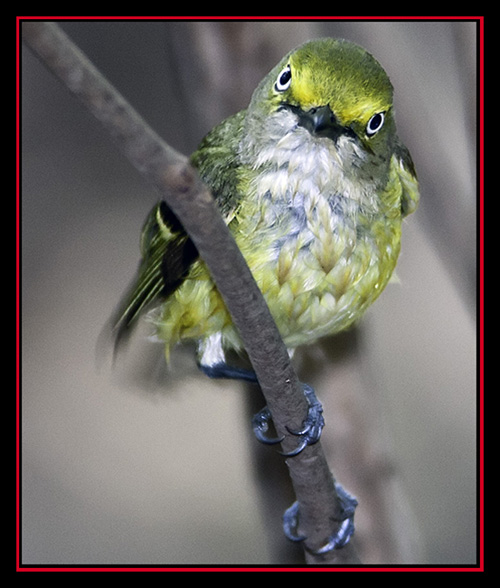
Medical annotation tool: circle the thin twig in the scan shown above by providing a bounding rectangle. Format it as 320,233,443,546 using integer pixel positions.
22,20,360,565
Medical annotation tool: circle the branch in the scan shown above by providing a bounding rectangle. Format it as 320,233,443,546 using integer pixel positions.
22,20,360,565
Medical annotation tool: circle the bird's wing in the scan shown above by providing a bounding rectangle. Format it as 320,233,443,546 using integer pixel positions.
394,140,420,218
110,110,246,348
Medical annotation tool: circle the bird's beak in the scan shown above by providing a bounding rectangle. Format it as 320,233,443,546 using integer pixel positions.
296,105,344,142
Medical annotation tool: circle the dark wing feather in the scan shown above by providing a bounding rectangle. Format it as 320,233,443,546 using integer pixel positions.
111,201,198,349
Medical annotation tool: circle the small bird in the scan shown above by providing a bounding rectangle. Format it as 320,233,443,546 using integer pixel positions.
110,37,419,452
109,37,419,553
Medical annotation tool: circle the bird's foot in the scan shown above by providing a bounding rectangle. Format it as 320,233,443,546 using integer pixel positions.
283,482,358,553
252,383,324,456
199,358,323,457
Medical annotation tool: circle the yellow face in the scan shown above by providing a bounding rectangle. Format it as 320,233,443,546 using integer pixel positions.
286,57,392,129
257,38,395,145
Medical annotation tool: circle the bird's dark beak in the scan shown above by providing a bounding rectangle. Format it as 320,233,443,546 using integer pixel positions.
296,105,344,142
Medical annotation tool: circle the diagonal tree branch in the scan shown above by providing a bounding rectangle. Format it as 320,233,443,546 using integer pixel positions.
21,20,360,565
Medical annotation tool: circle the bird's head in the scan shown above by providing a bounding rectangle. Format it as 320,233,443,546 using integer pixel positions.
244,38,397,164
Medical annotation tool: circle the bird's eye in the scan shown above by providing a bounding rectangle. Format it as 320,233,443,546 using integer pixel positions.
366,112,385,137
275,65,292,92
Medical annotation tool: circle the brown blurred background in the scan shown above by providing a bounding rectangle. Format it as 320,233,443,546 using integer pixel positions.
20,19,478,566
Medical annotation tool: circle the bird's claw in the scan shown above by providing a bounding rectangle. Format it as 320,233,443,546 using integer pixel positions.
282,383,324,456
283,482,358,553
251,406,285,445
252,383,324,456
282,500,306,542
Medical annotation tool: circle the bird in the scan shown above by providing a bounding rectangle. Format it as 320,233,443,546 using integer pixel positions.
107,36,419,552
111,36,418,450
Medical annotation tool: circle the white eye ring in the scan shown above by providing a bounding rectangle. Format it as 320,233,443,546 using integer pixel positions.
366,112,385,136
275,65,292,92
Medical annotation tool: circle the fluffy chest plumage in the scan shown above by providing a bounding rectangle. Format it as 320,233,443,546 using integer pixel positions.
234,136,401,346
237,134,375,270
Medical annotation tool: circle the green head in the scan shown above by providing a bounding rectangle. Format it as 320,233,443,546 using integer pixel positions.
242,38,399,176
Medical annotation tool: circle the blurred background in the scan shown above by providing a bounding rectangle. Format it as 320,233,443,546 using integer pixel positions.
20,19,478,567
